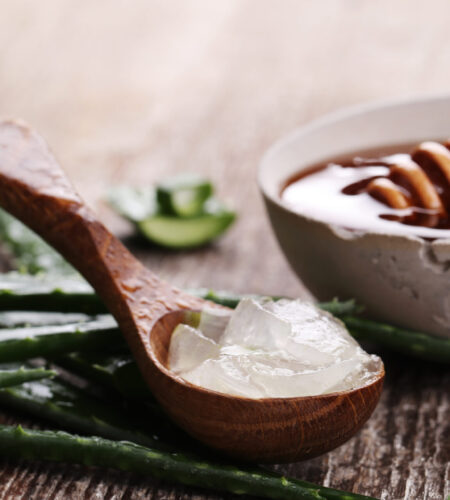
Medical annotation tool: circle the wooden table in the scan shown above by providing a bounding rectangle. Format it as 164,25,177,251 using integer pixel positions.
0,1,449,498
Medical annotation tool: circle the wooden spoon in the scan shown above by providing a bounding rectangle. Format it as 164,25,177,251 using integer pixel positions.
0,120,384,463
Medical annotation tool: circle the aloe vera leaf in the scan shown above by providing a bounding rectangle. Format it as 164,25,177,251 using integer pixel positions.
156,174,213,217
0,425,379,500
0,366,55,388
0,209,74,275
0,317,125,362
0,375,170,450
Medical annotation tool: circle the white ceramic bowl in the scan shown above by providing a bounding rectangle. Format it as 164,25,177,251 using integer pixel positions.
259,94,450,339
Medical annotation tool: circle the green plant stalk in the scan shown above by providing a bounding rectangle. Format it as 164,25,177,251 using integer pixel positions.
0,311,96,328
0,367,206,456
0,273,360,316
57,353,155,402
56,353,125,392
318,298,363,317
55,354,166,426
56,354,163,416
0,425,378,500
0,367,55,388
0,290,106,314
0,375,175,451
187,288,286,309
0,209,73,275
343,316,450,363
0,318,126,362
0,272,104,314
110,357,154,399
189,290,362,316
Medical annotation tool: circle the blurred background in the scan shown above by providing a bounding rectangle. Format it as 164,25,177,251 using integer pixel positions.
1,0,449,294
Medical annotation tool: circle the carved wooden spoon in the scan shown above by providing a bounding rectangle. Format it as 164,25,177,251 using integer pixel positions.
0,120,384,463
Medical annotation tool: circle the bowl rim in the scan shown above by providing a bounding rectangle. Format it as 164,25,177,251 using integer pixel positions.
257,92,450,241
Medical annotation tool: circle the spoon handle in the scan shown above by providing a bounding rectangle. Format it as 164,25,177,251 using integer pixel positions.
0,120,168,311
0,120,210,410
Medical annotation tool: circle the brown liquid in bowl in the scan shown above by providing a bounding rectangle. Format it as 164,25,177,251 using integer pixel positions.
282,140,450,233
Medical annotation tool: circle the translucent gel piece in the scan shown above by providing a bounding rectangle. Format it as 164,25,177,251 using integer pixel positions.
243,356,360,398
168,299,382,399
184,357,266,398
268,299,360,363
222,298,291,351
198,307,232,342
169,324,220,373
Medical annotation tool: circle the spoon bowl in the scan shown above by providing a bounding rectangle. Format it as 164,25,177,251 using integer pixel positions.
0,120,384,463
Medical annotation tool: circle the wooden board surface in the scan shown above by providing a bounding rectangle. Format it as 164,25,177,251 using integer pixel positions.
0,1,449,498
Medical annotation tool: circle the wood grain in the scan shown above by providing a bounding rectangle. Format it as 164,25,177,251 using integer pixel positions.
0,0,448,498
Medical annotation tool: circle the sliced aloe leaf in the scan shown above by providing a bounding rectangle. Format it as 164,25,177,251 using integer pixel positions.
156,174,213,217
107,180,235,248
137,209,235,249
107,186,157,223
